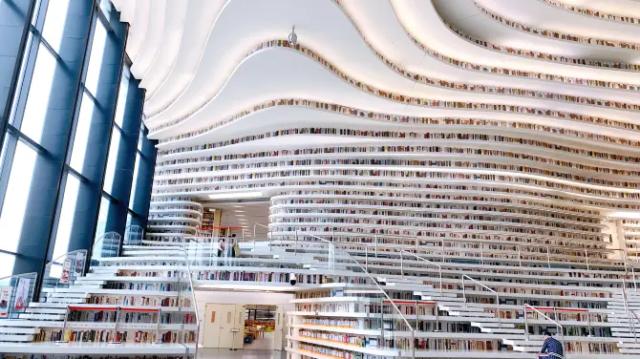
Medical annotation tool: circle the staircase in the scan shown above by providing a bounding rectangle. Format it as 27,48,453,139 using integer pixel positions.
415,286,533,353
0,232,198,356
608,290,640,354
0,267,118,344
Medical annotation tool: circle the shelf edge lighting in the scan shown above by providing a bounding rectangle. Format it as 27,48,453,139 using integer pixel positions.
208,191,264,200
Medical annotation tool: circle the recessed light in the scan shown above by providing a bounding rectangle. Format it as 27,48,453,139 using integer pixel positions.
607,211,640,219
209,191,263,200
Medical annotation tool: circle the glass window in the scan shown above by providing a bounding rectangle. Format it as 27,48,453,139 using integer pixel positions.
18,44,58,143
99,0,112,18
84,19,107,95
113,69,129,128
95,196,110,237
102,128,121,194
0,134,9,174
137,126,144,151
69,92,95,173
0,141,37,253
128,153,141,209
41,0,72,53
52,174,80,258
0,252,16,278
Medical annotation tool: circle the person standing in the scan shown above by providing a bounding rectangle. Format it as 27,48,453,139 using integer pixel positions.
217,238,226,258
538,331,564,359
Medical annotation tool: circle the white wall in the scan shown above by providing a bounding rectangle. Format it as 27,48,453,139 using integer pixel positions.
195,290,295,347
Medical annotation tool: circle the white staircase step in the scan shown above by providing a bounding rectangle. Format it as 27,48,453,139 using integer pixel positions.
42,297,86,304
471,321,515,328
18,313,65,321
479,327,524,334
25,307,67,314
0,334,35,342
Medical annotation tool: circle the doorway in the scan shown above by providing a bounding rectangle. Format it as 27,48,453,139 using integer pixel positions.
202,303,239,348
202,303,285,350
242,304,279,350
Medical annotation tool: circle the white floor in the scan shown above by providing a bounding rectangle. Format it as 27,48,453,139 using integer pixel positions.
244,332,275,351
198,348,284,359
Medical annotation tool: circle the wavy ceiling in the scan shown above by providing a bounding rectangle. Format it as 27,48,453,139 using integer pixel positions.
113,0,640,246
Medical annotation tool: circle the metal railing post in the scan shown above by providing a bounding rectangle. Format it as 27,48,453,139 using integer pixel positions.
462,276,466,307
585,249,590,271
525,305,529,340
112,306,121,343
411,328,416,359
373,235,378,258
400,250,404,279
517,245,522,267
58,305,70,343
365,244,368,272
155,308,162,344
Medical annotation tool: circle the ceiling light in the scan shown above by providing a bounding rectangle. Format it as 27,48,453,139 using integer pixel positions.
607,211,640,219
288,25,297,45
208,191,263,200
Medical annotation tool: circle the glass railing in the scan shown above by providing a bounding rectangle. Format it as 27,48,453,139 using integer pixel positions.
124,225,144,246
0,272,38,319
91,231,122,263
41,249,88,293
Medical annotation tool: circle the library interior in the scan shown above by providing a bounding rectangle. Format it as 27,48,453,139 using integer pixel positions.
1,0,640,358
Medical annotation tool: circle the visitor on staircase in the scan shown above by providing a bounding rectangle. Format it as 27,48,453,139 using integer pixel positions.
538,331,564,359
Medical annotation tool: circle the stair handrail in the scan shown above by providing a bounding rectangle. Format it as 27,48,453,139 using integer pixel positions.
302,233,416,358
621,280,639,343
461,274,501,326
400,250,443,293
43,249,89,290
524,303,563,340
0,271,38,318
174,245,201,357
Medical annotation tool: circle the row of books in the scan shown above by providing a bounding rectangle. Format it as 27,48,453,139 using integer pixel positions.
195,271,326,284
157,153,639,188
88,295,187,307
157,100,639,156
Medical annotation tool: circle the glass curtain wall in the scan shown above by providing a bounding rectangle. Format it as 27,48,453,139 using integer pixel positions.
0,0,156,279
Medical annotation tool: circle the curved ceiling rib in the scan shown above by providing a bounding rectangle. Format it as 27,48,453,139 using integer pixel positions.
142,0,225,115
549,0,640,19
477,0,640,48
391,0,640,85
137,0,188,94
118,0,640,272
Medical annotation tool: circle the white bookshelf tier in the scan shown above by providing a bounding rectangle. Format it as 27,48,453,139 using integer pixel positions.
0,342,193,354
